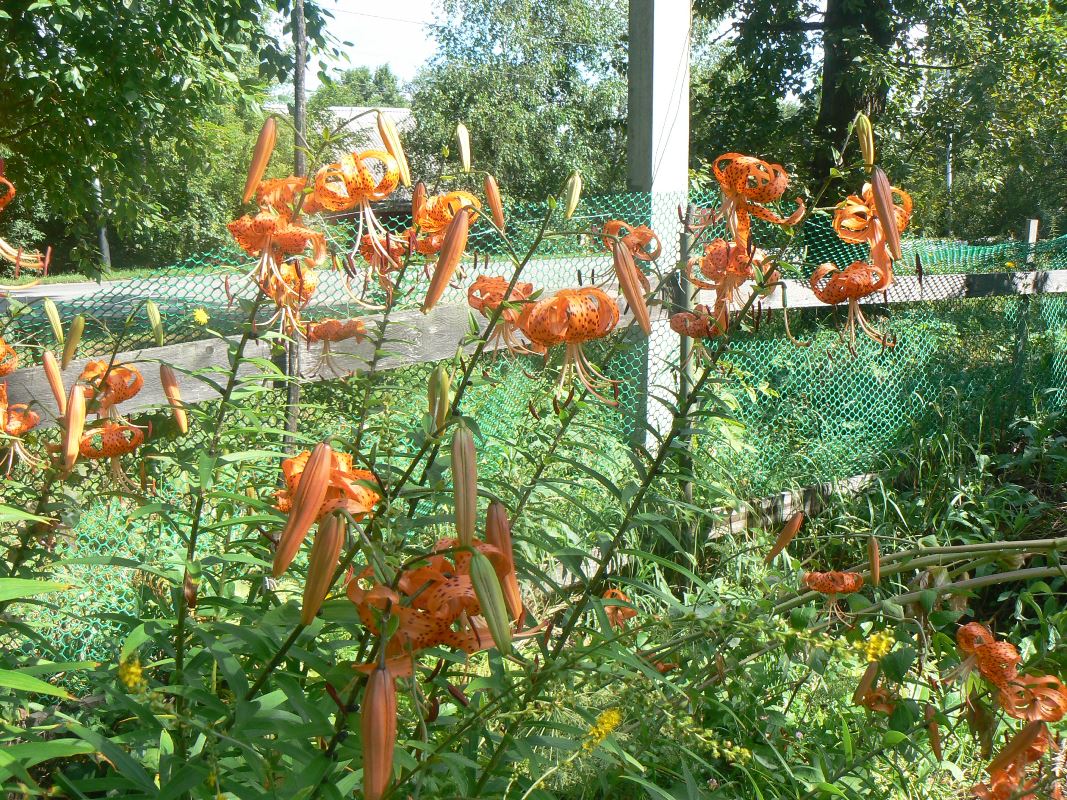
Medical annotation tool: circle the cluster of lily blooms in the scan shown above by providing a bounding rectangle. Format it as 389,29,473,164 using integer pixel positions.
673,116,913,351
0,336,187,482
955,622,1067,799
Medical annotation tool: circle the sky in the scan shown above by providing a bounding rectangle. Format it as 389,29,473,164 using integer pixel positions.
307,0,441,91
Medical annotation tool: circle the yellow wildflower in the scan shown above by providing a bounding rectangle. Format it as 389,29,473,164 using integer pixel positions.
192,308,210,326
583,708,622,751
118,656,147,693
855,630,894,662
1006,261,1016,269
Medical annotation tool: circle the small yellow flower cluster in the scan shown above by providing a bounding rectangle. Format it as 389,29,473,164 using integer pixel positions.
583,708,623,751
709,738,752,765
118,656,147,693
192,308,210,326
854,630,894,662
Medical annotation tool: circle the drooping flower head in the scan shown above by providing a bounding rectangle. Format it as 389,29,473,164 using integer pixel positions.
598,219,662,262
518,287,620,403
0,381,40,473
803,571,864,596
305,317,368,376
467,275,538,355
77,361,144,414
347,536,525,675
275,448,380,521
712,153,805,252
810,180,913,349
0,337,17,376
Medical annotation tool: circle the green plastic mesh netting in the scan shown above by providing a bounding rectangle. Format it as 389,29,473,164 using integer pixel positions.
4,190,1066,663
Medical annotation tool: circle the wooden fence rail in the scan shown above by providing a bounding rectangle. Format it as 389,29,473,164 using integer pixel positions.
6,268,1067,426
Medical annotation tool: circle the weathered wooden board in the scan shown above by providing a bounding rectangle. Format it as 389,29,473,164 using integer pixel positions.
4,305,494,424
5,303,650,426
725,269,1067,310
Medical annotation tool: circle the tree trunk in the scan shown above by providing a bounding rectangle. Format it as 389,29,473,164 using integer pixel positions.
811,0,894,182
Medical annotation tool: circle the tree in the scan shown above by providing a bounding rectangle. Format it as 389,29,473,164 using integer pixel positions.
407,0,627,200
309,66,406,113
0,0,340,270
692,0,1067,235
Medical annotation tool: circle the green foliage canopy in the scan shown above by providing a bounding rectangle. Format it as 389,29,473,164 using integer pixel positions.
407,0,628,199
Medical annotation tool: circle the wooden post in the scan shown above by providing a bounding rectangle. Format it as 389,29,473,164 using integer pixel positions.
627,0,692,450
677,205,697,547
1025,218,1039,265
1012,218,1039,401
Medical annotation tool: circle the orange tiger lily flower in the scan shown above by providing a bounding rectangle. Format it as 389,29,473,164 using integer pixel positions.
669,303,728,342
958,622,997,654
603,588,638,629
310,150,405,297
1000,674,1067,722
518,287,620,404
312,150,399,211
255,176,307,219
0,381,40,473
275,448,380,522
975,640,1022,690
306,317,367,344
0,382,39,437
0,337,17,376
857,685,898,716
257,260,318,333
598,219,662,262
467,275,538,355
685,237,771,316
972,722,1050,800
348,536,534,660
813,179,912,349
833,182,912,249
803,570,864,596
357,231,409,302
305,317,367,376
416,191,482,234
77,361,144,412
79,422,144,459
78,421,146,490
228,208,326,264
809,259,895,350
712,153,805,251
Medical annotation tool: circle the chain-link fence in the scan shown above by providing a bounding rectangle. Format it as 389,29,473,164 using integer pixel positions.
4,191,1067,663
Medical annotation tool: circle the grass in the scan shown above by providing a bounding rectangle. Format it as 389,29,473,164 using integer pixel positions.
2,266,161,287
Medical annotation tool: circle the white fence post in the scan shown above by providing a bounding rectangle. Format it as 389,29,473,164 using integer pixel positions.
627,0,692,449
